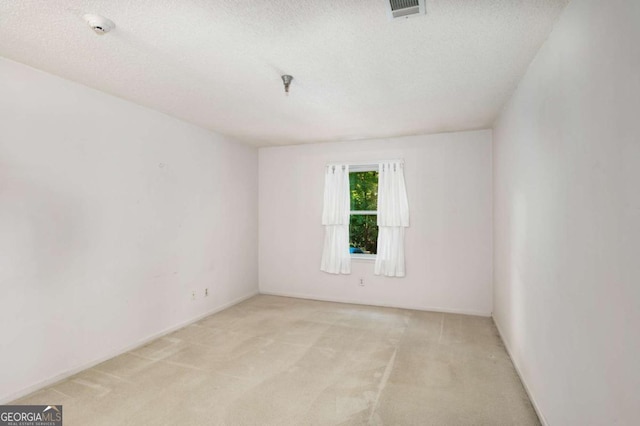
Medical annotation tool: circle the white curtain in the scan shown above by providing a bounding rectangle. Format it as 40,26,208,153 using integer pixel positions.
375,161,409,277
320,164,351,274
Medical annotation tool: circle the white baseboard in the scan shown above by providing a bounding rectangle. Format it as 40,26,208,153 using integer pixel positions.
1,290,258,404
493,316,548,426
259,290,492,317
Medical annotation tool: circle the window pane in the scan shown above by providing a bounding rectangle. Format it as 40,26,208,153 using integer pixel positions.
350,215,378,254
349,171,378,211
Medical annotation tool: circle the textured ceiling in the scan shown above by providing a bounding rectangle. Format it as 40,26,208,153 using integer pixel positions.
0,0,569,146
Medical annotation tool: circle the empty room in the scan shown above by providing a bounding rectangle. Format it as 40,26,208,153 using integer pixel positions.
1,0,638,425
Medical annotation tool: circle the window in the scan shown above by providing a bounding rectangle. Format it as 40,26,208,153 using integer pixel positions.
349,167,378,257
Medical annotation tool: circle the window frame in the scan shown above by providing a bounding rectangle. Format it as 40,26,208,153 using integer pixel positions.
349,164,378,261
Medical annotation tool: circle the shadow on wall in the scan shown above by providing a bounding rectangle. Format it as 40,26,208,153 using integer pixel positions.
0,169,84,291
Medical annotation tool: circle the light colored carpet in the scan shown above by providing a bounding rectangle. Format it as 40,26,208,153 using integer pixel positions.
13,295,539,425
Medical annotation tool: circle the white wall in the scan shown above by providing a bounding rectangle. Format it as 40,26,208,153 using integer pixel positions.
492,0,640,424
0,58,258,403
259,130,492,316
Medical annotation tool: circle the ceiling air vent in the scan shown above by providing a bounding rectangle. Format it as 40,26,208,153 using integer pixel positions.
387,0,426,20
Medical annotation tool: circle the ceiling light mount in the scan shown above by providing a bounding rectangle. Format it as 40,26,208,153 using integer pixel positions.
83,14,115,35
281,75,293,96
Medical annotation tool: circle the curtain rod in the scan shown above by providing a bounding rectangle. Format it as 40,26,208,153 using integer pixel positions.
326,159,404,167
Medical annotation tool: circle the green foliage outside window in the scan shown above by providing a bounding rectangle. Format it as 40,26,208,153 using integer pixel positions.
349,171,378,254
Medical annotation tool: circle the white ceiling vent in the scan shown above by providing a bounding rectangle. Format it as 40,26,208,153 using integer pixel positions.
386,0,426,20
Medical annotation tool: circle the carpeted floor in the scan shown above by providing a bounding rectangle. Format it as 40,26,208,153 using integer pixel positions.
13,295,539,425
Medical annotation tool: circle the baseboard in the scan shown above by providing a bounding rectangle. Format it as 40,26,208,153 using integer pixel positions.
493,316,548,426
1,290,258,404
259,290,492,317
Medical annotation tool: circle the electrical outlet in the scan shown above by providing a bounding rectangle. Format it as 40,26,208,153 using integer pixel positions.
359,278,365,287
191,291,196,301
205,288,209,297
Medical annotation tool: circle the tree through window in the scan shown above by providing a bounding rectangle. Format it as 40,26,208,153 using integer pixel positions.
349,170,378,255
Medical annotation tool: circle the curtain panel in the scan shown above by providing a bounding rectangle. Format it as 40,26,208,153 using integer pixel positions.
375,161,409,277
320,164,351,274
